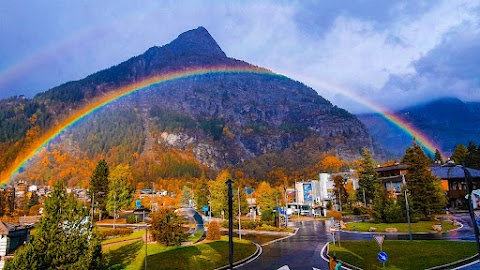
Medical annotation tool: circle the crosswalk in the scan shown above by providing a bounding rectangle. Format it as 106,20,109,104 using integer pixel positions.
277,266,320,270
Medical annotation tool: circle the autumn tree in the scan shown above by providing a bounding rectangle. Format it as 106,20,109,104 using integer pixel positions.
206,220,221,240
402,142,447,219
256,181,277,214
150,209,187,246
356,148,378,207
89,159,109,221
5,181,103,269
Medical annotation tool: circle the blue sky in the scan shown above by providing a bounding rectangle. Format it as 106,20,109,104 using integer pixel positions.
0,0,479,113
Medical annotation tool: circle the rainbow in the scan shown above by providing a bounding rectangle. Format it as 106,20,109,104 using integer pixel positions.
0,65,441,184
292,74,442,157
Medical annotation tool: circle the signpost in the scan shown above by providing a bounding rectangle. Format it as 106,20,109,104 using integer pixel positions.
374,235,387,269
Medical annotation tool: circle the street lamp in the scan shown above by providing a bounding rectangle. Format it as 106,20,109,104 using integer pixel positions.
401,174,413,241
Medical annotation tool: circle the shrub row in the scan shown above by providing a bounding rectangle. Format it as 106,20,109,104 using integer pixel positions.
98,228,133,239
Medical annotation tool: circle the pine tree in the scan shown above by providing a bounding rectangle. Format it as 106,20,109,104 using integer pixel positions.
195,178,210,213
434,149,443,164
89,159,109,220
402,142,446,219
180,186,194,207
451,144,468,165
5,181,103,269
356,148,378,207
465,142,480,169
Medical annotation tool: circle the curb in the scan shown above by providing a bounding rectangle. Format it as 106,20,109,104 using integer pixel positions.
214,241,262,270
427,254,479,270
261,227,299,247
320,242,361,270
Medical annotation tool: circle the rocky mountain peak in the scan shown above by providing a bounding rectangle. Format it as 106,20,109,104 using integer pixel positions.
163,26,226,57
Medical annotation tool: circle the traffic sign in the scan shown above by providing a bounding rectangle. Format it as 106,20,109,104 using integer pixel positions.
136,199,141,209
374,235,384,247
377,251,388,262
202,205,209,212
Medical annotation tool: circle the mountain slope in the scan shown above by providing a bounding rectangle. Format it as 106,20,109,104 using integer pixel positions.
1,27,384,183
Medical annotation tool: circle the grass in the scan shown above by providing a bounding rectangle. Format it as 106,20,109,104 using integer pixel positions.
345,220,458,232
104,236,257,270
329,240,477,270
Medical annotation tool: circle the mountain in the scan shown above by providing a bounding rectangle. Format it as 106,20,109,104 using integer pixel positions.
358,97,480,158
0,27,384,185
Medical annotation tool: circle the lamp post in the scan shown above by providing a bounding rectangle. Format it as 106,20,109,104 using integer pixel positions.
113,191,117,230
226,179,234,270
401,174,413,241
238,187,242,240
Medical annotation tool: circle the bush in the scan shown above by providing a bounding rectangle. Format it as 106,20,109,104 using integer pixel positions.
326,211,342,220
126,214,139,224
206,221,221,240
261,209,276,223
353,207,368,215
384,201,405,223
99,228,133,240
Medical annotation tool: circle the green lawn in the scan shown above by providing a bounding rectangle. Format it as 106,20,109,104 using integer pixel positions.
104,236,257,270
329,240,477,270
345,220,457,232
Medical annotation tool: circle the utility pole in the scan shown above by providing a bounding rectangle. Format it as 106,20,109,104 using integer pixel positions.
238,187,242,240
226,179,234,270
113,191,117,230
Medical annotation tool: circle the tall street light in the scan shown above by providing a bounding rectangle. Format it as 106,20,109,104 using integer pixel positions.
401,174,413,241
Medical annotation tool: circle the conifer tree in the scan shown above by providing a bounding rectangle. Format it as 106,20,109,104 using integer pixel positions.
106,166,133,215
402,142,446,219
89,159,109,220
451,144,468,165
195,178,210,213
180,185,194,207
5,181,103,269
356,148,378,206
434,149,443,164
465,142,480,169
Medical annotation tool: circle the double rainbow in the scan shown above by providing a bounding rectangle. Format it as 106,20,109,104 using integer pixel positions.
0,66,440,184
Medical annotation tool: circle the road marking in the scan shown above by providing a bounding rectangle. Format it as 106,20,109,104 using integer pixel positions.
277,266,290,270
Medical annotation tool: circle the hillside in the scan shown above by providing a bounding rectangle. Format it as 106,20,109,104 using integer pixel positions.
1,27,384,185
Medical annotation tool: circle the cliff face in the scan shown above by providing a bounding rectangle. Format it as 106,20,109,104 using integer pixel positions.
2,27,383,177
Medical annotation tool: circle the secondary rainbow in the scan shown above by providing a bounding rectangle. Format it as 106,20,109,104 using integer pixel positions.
0,66,441,184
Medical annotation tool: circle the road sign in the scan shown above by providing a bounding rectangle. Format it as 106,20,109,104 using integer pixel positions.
374,235,384,247
202,205,209,212
136,199,141,209
377,251,388,262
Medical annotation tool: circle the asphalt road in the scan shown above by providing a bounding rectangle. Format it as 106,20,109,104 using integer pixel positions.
237,219,334,270
237,214,480,270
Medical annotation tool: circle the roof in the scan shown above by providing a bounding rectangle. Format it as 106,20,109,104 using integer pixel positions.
430,164,480,179
0,221,33,235
374,164,409,172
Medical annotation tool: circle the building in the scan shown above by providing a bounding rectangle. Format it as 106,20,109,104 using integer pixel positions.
374,163,409,196
430,162,480,208
375,161,480,208
0,221,33,269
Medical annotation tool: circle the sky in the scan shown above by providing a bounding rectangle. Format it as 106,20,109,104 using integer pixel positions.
0,0,479,113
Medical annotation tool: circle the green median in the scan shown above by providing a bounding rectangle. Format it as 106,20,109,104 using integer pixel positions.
344,220,458,233
329,240,477,270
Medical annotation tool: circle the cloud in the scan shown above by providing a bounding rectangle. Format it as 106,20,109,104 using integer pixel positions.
0,0,479,114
